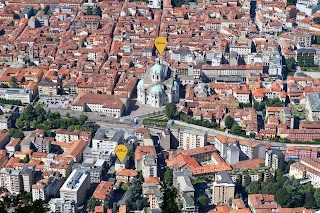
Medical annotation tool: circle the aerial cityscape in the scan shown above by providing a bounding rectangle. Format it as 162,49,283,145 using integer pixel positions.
0,0,319,212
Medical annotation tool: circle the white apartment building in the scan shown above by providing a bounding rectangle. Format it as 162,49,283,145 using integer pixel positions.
92,128,124,154
239,141,266,160
265,149,285,171
83,147,113,165
148,0,161,9
226,143,240,165
20,165,35,193
171,128,207,150
60,170,90,205
214,136,265,161
171,50,195,63
0,168,22,194
143,155,158,178
49,198,76,213
32,183,48,201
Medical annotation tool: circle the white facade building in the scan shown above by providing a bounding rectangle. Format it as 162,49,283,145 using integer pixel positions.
148,0,161,9
60,170,90,205
92,128,124,154
137,58,179,107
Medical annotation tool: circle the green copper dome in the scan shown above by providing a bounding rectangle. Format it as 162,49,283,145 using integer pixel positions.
151,58,164,75
150,85,164,94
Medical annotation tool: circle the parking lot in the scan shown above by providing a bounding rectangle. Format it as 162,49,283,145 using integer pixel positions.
38,96,71,109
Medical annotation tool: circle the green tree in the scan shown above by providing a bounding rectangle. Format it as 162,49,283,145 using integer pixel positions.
9,76,18,88
165,103,177,119
230,123,243,136
15,119,24,129
224,116,234,129
87,197,96,212
275,187,291,207
248,181,262,193
164,167,173,186
285,57,295,71
161,185,178,213
304,193,316,209
197,195,209,209
95,7,102,17
316,35,320,45
46,36,53,42
86,7,93,15
9,128,24,138
43,5,50,14
104,201,109,209
314,188,320,207
79,115,88,124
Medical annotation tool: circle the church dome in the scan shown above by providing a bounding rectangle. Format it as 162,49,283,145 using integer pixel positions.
150,85,164,94
137,79,144,88
150,58,164,75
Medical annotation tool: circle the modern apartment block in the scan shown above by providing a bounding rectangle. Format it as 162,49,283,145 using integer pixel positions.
171,127,207,150
212,171,235,205
0,168,22,194
92,128,124,154
60,170,90,205
265,149,285,171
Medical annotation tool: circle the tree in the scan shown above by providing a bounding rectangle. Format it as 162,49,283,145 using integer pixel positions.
164,167,173,186
304,193,315,209
316,35,320,45
275,187,291,207
104,201,109,209
86,7,93,15
95,7,102,17
43,5,50,14
9,76,18,88
87,197,96,212
248,181,262,193
46,36,53,42
165,103,177,119
112,202,118,213
9,128,24,138
197,195,209,209
285,57,295,71
15,119,24,129
224,116,234,129
66,112,70,117
230,123,243,136
161,185,178,213
79,115,88,124
314,188,320,207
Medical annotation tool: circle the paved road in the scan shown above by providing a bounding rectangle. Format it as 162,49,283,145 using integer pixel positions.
46,107,320,148
173,120,320,148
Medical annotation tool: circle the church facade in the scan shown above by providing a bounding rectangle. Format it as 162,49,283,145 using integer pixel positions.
137,59,179,107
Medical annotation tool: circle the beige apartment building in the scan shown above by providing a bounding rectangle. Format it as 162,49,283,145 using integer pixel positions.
212,171,235,205
171,127,207,150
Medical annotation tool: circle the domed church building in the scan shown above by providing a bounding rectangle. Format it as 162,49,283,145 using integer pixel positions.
137,58,179,107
